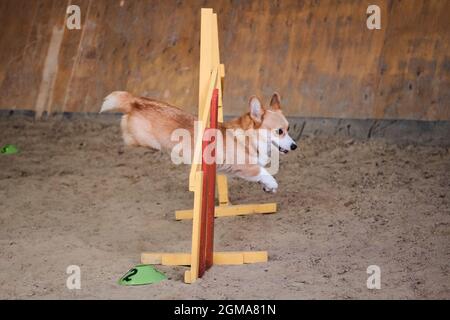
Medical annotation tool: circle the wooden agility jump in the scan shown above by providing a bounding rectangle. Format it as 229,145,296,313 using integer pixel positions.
141,8,277,284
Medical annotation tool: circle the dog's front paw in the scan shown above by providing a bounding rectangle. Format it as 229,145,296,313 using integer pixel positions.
263,185,277,193
260,175,278,194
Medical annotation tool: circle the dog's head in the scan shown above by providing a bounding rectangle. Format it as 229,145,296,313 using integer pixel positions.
248,93,298,154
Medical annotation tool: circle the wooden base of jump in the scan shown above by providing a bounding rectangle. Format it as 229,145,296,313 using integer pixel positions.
141,251,268,284
141,8,276,284
141,251,268,266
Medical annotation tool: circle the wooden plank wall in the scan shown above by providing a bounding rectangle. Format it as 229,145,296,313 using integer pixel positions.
0,0,448,120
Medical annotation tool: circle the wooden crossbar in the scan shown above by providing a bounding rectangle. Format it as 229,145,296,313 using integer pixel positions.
175,203,277,220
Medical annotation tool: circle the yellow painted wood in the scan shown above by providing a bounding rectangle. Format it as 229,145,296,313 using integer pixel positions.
215,70,223,118
211,13,220,67
163,254,191,266
140,252,163,264
198,8,213,120
214,251,268,264
175,202,277,220
242,251,268,263
213,252,243,265
218,64,225,121
211,13,224,109
189,66,218,191
140,251,268,266
188,171,203,283
216,175,229,206
188,118,204,191
219,64,225,79
218,64,225,110
141,252,191,265
184,270,193,284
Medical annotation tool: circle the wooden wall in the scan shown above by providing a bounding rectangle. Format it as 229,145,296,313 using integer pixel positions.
0,0,449,120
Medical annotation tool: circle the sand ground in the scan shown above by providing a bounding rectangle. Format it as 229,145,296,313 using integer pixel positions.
0,116,449,299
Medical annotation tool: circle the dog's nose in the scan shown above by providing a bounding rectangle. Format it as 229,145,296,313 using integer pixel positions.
290,143,297,151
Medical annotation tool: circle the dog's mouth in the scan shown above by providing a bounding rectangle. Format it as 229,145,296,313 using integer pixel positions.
279,147,289,154
272,142,289,154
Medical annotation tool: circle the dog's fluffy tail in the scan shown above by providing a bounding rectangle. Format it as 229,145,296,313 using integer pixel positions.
100,91,135,114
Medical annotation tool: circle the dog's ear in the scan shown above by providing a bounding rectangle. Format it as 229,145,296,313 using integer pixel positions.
270,92,281,110
249,96,264,123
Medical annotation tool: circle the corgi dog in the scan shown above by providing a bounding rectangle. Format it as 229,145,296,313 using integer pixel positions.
100,91,297,193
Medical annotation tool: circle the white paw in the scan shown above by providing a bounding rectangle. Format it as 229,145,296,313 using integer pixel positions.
260,175,278,193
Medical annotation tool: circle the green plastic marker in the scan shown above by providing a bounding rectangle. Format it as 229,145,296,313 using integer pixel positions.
0,144,19,155
118,265,167,286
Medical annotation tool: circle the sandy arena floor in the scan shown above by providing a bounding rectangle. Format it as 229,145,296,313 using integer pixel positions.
0,116,449,299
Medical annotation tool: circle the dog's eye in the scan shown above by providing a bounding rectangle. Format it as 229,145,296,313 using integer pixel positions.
277,128,284,135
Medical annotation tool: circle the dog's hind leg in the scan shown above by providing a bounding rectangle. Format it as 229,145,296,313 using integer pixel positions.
122,115,162,150
121,115,138,146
